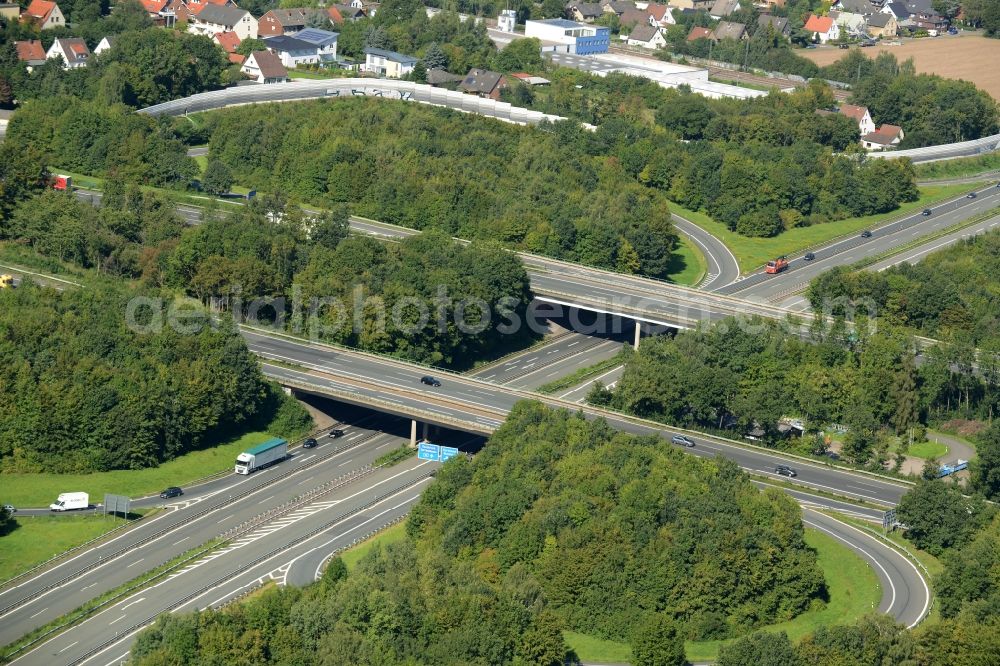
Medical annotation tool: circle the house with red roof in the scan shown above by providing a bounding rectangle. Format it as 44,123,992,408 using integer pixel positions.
645,3,675,26
862,124,905,150
803,14,840,43
686,26,714,41
213,30,241,52
14,40,47,67
21,0,65,29
839,103,875,135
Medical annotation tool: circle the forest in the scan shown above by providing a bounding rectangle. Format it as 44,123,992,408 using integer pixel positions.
0,282,311,474
129,403,825,666
588,315,994,468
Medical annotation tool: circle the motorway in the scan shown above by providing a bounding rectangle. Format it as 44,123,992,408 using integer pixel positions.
719,183,1000,302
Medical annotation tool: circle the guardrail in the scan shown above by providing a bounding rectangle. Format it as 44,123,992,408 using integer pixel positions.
869,132,1000,162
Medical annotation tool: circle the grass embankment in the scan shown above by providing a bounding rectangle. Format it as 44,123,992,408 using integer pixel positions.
340,521,407,571
915,153,1000,180
0,431,274,507
0,515,126,586
666,234,707,286
907,440,950,460
564,527,882,664
670,183,980,274
372,445,416,468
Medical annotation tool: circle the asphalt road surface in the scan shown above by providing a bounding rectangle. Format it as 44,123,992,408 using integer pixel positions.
719,183,1000,301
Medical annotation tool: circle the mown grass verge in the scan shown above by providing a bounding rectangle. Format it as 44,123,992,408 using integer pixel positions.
564,526,882,664
915,153,1000,181
340,521,408,571
670,183,981,274
0,538,222,664
537,353,627,395
666,234,707,286
0,431,275,507
372,445,415,468
907,440,950,460
0,514,137,587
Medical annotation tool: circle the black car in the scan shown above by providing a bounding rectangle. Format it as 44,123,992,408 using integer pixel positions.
159,487,183,499
967,192,977,198
671,434,695,447
922,208,932,216
775,465,797,478
838,43,849,49
330,428,345,438
861,230,872,238
803,252,815,261
302,438,318,448
420,375,442,387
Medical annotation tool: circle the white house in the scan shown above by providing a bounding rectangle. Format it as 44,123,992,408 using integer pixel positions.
862,124,905,150
241,50,288,83
46,37,90,69
21,0,64,29
293,27,339,62
188,4,258,40
839,103,876,135
828,10,867,37
93,36,115,55
263,35,319,67
363,47,417,78
803,14,841,43
626,24,667,48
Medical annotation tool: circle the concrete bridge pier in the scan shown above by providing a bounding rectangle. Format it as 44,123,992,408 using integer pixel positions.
633,321,642,349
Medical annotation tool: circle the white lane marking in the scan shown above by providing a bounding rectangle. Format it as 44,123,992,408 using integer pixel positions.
215,513,235,524
125,558,144,569
57,641,79,654
121,597,145,610
803,517,894,614
299,455,316,462
28,607,48,619
108,614,126,625
172,537,189,546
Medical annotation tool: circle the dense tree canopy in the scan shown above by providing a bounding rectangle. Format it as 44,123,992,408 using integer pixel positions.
0,283,309,473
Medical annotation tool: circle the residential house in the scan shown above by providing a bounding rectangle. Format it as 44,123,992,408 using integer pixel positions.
709,0,740,19
686,25,714,40
263,35,320,67
829,10,868,37
626,23,667,47
565,3,604,21
602,0,635,14
293,28,339,61
140,0,177,26
459,68,507,99
327,4,366,22
258,8,328,36
910,8,946,30
619,8,653,28
839,103,876,135
510,72,551,85
426,68,464,86
93,36,115,54
0,3,20,19
188,5,258,40
241,50,288,83
645,3,675,25
803,14,840,42
14,40,47,67
862,124,904,150
757,14,790,37
866,12,897,36
213,30,241,53
882,1,910,20
46,38,90,69
21,0,64,29
713,20,747,39
833,0,874,13
184,0,236,14
363,47,417,78
667,0,713,10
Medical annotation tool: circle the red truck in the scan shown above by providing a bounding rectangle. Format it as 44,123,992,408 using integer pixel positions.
50,174,72,191
765,256,788,274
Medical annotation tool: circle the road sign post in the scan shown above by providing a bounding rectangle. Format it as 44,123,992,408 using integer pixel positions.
882,508,896,534
104,494,130,521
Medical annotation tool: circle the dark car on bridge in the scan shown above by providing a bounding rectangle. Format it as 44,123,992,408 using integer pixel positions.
420,375,442,387
330,428,345,438
775,465,797,478
804,252,815,261
159,487,183,499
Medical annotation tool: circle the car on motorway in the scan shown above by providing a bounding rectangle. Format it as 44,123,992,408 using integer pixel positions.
302,437,318,448
922,208,932,216
330,428,345,438
159,487,183,499
775,465,797,478
671,434,695,447
967,192,977,198
803,252,815,261
420,375,442,387
2,504,15,513
861,230,872,238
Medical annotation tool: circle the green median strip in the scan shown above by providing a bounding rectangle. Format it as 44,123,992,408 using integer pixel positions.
537,351,627,395
372,445,416,468
1,538,223,664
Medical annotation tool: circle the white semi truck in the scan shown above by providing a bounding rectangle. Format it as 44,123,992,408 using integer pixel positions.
235,438,288,474
49,492,89,511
